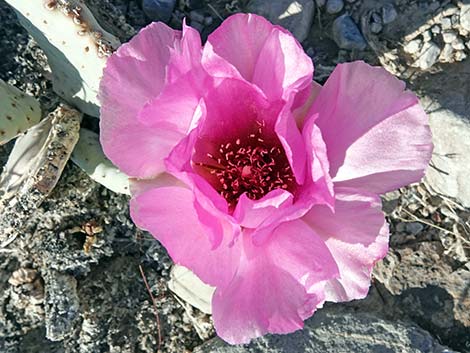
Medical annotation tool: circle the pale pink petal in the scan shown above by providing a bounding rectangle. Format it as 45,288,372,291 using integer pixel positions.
213,221,338,344
99,22,204,178
311,61,433,194
130,186,240,287
233,189,294,229
129,173,183,196
203,13,313,100
303,187,389,301
294,81,322,127
302,118,335,208
275,97,307,184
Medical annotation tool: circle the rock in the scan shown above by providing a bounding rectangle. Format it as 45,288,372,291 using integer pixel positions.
325,0,343,14
142,0,176,22
415,42,440,70
374,242,470,352
405,222,424,235
426,108,470,207
315,0,326,7
460,4,470,31
195,308,453,352
404,38,423,54
369,12,382,34
441,17,452,30
452,38,465,50
332,15,367,50
422,30,433,42
439,43,454,62
431,25,441,34
442,31,457,43
246,0,315,42
455,50,467,61
381,3,397,24
44,271,80,341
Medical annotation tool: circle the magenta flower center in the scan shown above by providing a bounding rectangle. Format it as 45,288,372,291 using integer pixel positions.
194,121,296,208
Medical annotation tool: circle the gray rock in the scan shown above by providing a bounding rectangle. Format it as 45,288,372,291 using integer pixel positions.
405,222,424,235
374,242,470,352
44,271,80,341
142,0,176,22
325,0,343,14
382,3,397,24
246,0,315,42
195,309,453,352
415,42,441,70
332,14,367,50
315,0,326,7
426,108,470,207
460,4,470,31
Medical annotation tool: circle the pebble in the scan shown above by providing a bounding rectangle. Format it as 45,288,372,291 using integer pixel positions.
451,38,465,50
431,25,441,34
460,4,470,31
381,3,397,24
441,17,452,30
326,0,344,14
332,15,367,50
403,38,422,54
455,50,467,61
416,42,441,70
422,30,432,42
142,0,176,22
442,31,457,43
405,222,424,235
316,0,326,6
370,12,383,33
439,43,454,62
189,10,205,23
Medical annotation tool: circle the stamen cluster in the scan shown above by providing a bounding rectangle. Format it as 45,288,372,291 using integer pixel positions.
195,121,296,208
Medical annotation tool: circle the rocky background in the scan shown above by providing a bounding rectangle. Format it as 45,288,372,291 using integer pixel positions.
0,0,469,352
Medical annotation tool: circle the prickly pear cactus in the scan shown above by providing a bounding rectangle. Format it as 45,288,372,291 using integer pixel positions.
71,128,130,195
0,104,81,239
0,79,41,145
4,0,120,117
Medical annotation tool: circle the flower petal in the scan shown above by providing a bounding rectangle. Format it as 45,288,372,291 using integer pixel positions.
130,186,240,287
303,187,389,301
99,22,203,178
212,220,338,344
203,13,313,100
311,61,433,194
233,189,294,229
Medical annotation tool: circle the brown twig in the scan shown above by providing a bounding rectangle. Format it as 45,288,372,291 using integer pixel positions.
139,264,163,351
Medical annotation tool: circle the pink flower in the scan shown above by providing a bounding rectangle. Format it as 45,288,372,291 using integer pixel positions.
99,14,433,344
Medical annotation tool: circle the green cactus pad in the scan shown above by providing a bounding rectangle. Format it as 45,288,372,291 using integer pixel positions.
0,79,41,145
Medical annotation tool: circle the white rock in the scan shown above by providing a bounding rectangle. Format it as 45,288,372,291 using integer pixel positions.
451,38,465,50
442,31,457,43
454,50,467,61
441,17,452,30
415,42,441,70
404,38,423,54
460,4,470,31
439,43,454,62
